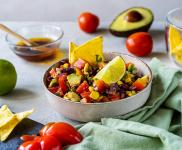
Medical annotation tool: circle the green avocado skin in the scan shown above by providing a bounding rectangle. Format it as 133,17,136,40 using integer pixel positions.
109,7,154,37
109,22,153,37
0,59,17,95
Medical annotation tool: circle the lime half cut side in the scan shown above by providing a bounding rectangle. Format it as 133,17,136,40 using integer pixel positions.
95,56,126,84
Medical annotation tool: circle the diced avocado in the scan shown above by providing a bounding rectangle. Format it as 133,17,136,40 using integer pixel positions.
49,78,58,87
109,7,154,37
64,92,80,102
67,73,82,87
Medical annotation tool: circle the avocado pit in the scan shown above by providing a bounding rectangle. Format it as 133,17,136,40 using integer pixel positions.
125,10,143,22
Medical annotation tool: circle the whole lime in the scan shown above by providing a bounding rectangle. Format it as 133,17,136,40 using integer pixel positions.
0,59,17,95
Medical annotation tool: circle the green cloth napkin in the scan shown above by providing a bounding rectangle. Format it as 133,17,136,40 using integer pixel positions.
67,58,182,150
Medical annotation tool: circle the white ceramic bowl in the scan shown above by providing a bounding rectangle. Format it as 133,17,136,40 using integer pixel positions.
43,52,152,122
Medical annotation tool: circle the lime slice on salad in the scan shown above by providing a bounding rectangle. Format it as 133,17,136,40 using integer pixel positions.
95,56,126,84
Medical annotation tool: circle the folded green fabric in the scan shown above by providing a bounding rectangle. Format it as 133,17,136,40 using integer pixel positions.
67,58,182,150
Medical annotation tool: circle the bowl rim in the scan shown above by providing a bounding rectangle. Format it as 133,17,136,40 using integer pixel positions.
43,52,153,105
5,24,64,49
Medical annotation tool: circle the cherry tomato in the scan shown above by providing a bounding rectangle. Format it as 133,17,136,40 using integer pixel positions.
58,74,68,94
78,12,99,33
76,81,89,94
18,135,62,150
93,80,107,93
126,32,153,57
39,122,83,146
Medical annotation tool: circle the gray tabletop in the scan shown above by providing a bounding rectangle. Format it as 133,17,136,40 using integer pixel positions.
0,21,177,125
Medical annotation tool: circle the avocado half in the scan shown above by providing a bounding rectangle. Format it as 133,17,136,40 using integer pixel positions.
109,7,154,37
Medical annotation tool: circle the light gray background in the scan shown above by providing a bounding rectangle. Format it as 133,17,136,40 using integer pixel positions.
0,0,181,21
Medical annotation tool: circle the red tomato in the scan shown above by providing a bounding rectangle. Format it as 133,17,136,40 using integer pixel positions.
80,91,91,100
18,135,62,150
93,80,107,92
78,12,99,33
126,32,153,57
39,122,83,146
76,81,89,94
58,74,68,94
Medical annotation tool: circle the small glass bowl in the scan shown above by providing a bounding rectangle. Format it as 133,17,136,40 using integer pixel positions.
165,8,182,67
5,25,64,61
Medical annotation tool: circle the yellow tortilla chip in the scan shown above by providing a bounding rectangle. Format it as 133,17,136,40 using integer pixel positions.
0,105,34,141
69,42,78,64
69,36,104,65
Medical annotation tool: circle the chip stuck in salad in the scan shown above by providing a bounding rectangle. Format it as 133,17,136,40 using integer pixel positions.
46,36,149,103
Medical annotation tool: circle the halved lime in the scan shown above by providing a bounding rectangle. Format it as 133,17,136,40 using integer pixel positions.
95,56,126,84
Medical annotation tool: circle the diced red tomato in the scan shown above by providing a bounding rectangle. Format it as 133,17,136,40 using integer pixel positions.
48,86,59,94
93,80,107,93
80,91,91,100
132,80,145,91
76,81,89,94
74,59,86,70
80,98,92,103
109,93,120,101
58,74,68,94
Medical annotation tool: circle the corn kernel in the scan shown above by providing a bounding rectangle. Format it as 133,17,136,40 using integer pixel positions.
117,80,123,86
125,77,132,83
90,91,100,100
76,68,82,76
89,86,94,92
131,91,136,95
126,91,132,97
63,63,69,68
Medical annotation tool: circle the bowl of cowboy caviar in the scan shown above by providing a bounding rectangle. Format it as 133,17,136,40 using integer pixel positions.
43,52,152,122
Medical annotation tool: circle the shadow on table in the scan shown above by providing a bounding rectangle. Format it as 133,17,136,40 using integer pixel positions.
149,29,165,41
148,51,168,60
91,27,110,36
1,88,37,101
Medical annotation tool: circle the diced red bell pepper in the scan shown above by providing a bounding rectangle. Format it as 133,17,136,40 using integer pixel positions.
93,80,107,93
132,75,149,91
132,80,145,91
58,74,68,94
76,81,89,94
74,59,86,70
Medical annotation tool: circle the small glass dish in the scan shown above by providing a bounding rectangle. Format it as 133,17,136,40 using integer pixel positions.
165,8,182,67
5,25,64,61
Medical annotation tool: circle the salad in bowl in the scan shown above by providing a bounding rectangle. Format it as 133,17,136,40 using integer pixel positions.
43,36,152,122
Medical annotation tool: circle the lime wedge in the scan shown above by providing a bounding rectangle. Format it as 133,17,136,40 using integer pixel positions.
95,56,126,84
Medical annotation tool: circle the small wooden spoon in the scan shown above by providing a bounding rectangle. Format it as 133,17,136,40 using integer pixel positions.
0,24,37,46
0,24,51,52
